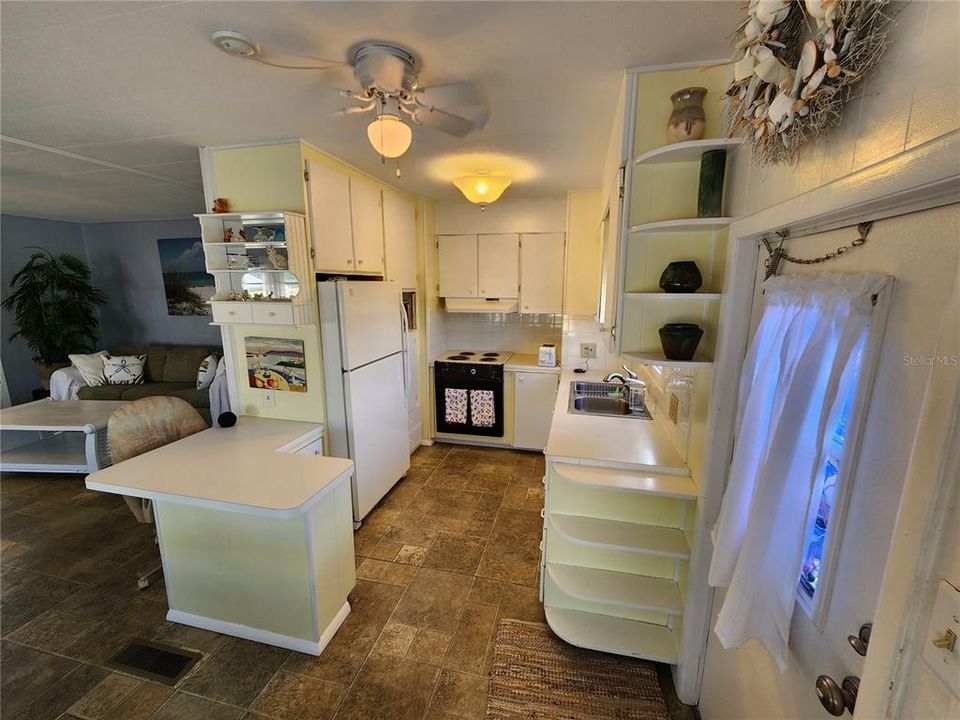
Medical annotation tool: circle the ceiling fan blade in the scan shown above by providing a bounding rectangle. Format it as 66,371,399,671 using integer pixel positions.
414,83,484,109
334,102,377,116
411,107,476,137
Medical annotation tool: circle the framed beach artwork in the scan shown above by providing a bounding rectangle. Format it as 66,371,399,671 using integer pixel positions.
245,336,307,392
157,237,214,316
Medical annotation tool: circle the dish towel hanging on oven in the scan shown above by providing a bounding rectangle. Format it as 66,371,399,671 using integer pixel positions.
444,388,468,425
469,390,496,428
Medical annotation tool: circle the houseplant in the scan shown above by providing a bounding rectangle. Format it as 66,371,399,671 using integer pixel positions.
2,249,107,390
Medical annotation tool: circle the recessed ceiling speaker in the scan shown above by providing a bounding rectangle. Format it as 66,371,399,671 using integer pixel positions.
211,30,259,58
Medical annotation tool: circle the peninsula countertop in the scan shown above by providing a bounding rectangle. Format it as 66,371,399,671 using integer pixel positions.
543,369,689,474
86,417,353,518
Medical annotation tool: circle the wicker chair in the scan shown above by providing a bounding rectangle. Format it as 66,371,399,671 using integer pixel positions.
107,396,207,588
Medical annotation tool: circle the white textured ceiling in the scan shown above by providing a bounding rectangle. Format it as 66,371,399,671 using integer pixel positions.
0,1,738,223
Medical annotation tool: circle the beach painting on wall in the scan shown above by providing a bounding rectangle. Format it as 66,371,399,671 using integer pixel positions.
245,336,308,392
157,237,214,316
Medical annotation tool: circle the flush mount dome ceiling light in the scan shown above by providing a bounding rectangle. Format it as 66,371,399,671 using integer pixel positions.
454,172,512,209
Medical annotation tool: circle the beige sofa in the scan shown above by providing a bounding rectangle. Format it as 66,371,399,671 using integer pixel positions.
77,345,220,424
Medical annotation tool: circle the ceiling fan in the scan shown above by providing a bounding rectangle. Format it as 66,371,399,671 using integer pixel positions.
212,31,485,162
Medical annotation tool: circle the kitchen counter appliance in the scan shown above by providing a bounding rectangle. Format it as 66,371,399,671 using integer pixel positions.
434,351,512,437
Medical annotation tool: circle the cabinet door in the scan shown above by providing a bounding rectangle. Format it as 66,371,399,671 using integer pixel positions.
438,235,478,297
513,372,559,450
478,233,519,298
383,192,417,287
306,161,355,272
350,180,385,273
520,233,565,313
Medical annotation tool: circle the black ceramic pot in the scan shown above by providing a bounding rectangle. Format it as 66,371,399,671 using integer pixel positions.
659,261,703,293
659,323,704,361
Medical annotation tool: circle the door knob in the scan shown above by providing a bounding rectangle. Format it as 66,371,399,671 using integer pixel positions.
847,623,872,656
815,675,859,716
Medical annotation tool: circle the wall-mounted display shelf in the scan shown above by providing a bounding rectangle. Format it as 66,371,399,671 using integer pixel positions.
624,292,722,301
629,218,733,235
622,351,714,369
545,606,678,664
635,137,744,165
196,211,314,326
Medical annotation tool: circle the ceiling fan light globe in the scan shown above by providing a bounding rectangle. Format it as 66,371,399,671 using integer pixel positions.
454,175,511,206
367,115,412,158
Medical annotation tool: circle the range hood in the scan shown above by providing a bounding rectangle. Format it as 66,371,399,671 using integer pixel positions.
444,297,518,314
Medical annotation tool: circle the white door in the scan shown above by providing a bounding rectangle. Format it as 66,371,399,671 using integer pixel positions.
344,352,410,520
520,233,565,313
700,205,960,719
350,180,384,273
383,192,417,288
513,371,559,450
306,161,354,273
438,234,478,297
336,281,402,370
478,233,519,298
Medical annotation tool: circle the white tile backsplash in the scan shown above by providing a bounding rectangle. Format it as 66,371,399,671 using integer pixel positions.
561,315,612,369
441,312,562,355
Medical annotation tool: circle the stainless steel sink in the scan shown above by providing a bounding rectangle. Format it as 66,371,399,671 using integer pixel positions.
567,381,652,420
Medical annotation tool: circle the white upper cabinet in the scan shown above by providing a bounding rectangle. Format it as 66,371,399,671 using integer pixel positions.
306,162,354,272
438,234,478,297
350,180,384,273
383,192,417,288
306,160,384,275
520,233,565,313
478,234,520,298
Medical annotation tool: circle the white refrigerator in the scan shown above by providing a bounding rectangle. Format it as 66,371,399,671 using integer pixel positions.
318,281,410,524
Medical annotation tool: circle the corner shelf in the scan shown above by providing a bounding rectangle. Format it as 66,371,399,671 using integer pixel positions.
547,563,684,615
622,351,714,369
635,137,744,165
203,241,287,248
624,292,722,301
547,512,690,559
545,606,679,664
552,463,697,499
629,218,733,234
208,269,293,274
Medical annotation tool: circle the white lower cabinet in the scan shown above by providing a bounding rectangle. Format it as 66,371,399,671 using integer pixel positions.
512,372,559,450
541,461,697,664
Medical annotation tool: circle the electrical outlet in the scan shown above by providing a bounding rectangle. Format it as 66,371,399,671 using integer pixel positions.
669,393,680,424
580,343,597,359
263,389,277,409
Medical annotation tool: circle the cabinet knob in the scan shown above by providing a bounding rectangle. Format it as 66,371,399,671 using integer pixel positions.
268,311,276,317
347,258,353,264
228,311,235,316
358,259,364,265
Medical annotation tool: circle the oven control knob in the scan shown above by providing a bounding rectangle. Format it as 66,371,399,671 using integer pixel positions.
470,368,477,375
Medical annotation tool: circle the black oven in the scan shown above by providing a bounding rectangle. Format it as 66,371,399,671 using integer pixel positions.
434,361,504,437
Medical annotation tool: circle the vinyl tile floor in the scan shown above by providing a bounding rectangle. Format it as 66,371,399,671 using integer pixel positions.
1,443,694,720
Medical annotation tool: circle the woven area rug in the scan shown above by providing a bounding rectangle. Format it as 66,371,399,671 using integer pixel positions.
487,619,670,720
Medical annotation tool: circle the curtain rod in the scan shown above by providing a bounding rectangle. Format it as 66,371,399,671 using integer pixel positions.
763,221,874,280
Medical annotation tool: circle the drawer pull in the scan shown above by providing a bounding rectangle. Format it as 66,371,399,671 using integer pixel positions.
540,508,545,519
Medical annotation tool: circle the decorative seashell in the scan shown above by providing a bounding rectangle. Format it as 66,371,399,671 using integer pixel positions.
755,124,766,141
780,115,794,132
745,16,763,39
799,104,810,117
827,63,842,79
779,76,793,94
754,103,767,119
734,53,756,81
805,0,828,19
801,64,828,99
768,92,794,124
799,40,819,81
754,45,774,62
756,0,791,24
781,132,791,149
824,27,836,49
824,48,837,64
743,75,763,110
763,82,774,105
840,30,855,56
755,56,789,83
792,98,806,114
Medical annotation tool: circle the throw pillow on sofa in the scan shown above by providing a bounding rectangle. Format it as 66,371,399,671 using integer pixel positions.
68,351,109,386
102,354,146,385
196,354,219,390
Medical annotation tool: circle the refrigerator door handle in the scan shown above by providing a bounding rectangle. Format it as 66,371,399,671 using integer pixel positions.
399,302,409,392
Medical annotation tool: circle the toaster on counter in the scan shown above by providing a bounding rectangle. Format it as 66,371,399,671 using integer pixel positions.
538,344,558,367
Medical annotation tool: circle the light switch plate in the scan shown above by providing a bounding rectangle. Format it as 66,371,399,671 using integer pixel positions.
922,579,960,695
263,389,277,409
669,394,680,424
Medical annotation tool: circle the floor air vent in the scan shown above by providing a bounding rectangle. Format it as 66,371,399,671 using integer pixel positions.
107,638,203,685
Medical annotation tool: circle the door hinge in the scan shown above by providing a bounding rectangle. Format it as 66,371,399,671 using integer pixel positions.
310,248,315,259
304,169,310,182
617,164,626,199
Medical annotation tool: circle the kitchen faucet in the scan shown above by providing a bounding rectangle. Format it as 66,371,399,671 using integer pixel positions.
604,364,645,387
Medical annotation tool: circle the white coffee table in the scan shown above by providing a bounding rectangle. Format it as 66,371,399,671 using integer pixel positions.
0,399,127,474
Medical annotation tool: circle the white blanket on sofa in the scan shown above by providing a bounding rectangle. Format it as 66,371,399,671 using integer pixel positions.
49,365,86,401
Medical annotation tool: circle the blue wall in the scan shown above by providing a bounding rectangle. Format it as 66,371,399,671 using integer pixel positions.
1,214,220,404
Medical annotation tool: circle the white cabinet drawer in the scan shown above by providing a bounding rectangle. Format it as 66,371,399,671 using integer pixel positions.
251,303,295,325
211,302,253,323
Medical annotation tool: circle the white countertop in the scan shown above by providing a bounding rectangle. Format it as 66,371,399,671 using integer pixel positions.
86,417,354,518
543,369,689,474
504,353,562,374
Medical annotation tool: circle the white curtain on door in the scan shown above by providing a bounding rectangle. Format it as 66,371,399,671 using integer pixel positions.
708,272,888,670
